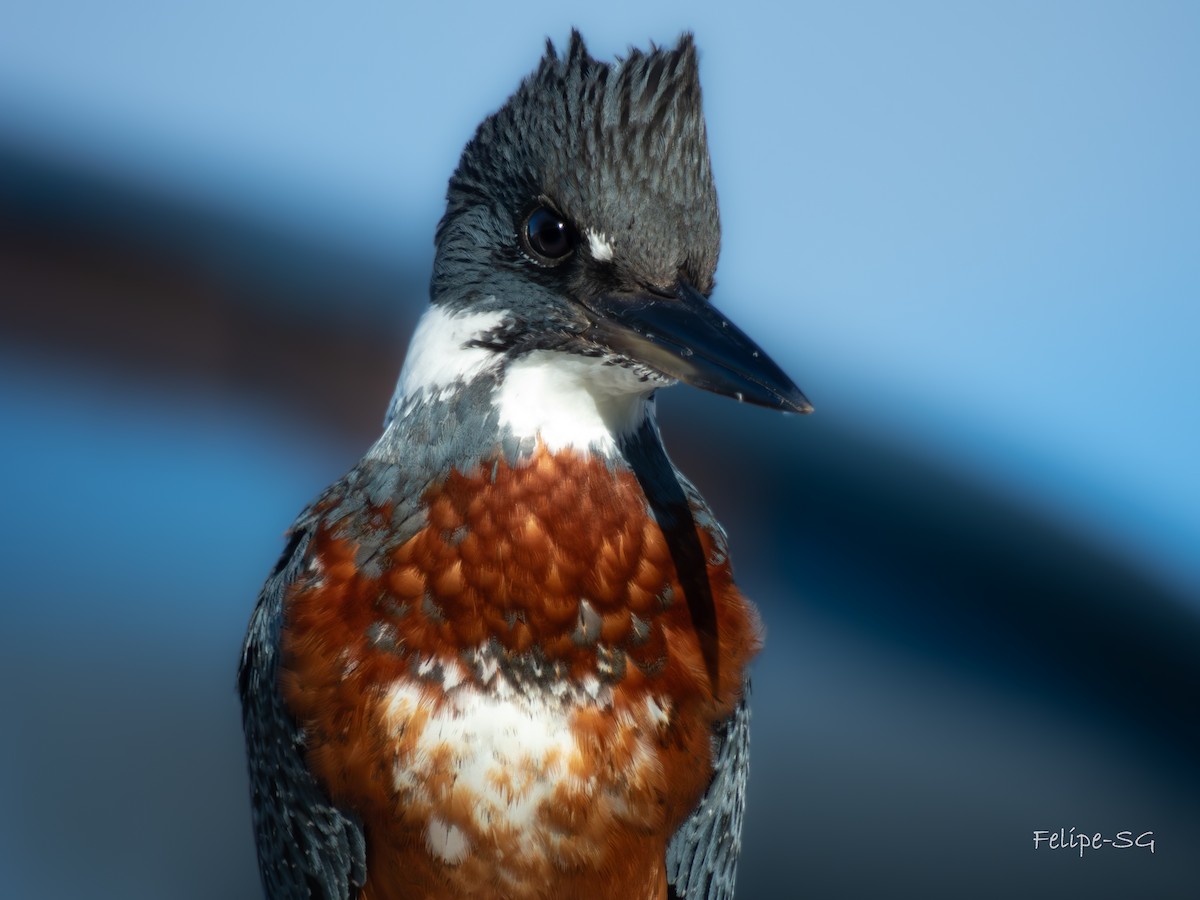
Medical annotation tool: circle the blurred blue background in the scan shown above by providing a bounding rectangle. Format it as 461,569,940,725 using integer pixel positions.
1,2,1197,898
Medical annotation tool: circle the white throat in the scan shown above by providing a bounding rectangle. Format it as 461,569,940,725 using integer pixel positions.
493,351,654,456
384,303,656,457
387,304,509,416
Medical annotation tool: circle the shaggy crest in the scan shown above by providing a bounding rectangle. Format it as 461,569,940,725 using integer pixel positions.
436,30,721,297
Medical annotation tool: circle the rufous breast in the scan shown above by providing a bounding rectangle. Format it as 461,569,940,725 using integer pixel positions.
280,445,761,900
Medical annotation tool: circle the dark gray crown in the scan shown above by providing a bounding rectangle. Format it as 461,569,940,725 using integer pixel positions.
433,31,721,305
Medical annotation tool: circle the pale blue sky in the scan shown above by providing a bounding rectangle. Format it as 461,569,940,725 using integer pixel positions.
2,0,1198,595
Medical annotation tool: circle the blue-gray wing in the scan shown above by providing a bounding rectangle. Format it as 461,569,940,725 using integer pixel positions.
666,678,752,900
238,527,367,900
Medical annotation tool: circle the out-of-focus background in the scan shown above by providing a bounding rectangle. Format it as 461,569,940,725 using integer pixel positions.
2,3,1197,898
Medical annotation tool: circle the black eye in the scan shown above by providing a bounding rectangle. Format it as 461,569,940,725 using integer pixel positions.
522,205,575,264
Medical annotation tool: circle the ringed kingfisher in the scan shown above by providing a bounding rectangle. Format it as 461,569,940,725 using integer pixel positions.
240,30,810,900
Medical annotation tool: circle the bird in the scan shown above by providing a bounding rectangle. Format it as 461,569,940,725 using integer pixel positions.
239,30,810,900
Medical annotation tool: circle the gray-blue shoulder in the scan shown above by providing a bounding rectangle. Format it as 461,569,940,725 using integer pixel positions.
238,524,367,900
666,678,752,900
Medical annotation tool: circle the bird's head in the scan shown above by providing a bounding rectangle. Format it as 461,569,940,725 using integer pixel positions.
392,31,809,453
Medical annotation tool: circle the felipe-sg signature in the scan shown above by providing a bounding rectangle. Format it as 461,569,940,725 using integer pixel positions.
1033,828,1155,857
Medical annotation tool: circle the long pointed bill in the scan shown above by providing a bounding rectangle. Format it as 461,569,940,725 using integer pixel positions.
583,280,813,413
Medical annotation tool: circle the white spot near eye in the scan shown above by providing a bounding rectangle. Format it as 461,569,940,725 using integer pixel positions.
586,229,615,262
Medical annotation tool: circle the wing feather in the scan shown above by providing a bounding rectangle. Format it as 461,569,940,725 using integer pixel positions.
666,678,752,899
238,528,367,900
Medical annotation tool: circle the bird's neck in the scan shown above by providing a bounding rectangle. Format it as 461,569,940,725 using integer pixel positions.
491,350,654,457
375,304,657,466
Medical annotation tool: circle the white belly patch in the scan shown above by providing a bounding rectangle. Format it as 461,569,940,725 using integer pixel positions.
381,652,669,882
